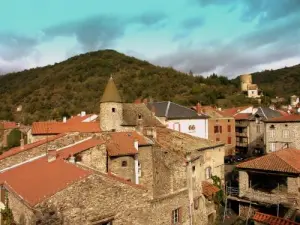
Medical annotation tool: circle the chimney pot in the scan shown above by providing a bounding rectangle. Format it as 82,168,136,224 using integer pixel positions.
63,117,67,123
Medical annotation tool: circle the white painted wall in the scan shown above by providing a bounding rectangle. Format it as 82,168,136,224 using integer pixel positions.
166,119,208,139
247,89,259,98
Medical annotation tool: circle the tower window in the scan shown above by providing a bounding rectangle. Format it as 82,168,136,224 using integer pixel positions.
138,114,142,119
112,108,116,113
121,161,127,167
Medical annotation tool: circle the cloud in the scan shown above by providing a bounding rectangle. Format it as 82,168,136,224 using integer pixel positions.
153,13,300,76
173,16,205,41
44,12,167,52
0,33,39,60
195,0,300,24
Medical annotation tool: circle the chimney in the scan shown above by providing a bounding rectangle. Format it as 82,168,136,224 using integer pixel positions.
196,102,201,114
69,155,75,163
134,139,139,184
134,139,139,151
142,98,148,105
81,111,86,117
47,149,57,162
136,114,143,134
63,117,67,123
20,138,24,150
151,105,156,116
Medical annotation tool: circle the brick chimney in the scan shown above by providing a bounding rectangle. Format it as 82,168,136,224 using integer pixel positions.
47,149,57,162
196,102,202,114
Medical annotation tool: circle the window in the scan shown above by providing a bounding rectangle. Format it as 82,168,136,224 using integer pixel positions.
270,143,276,152
216,137,220,142
252,91,254,94
228,119,230,123
270,130,275,138
228,137,232,144
172,208,181,224
256,125,260,133
138,114,142,119
205,167,212,179
192,165,196,173
121,161,127,167
283,130,289,138
220,126,222,133
214,126,219,133
227,125,231,132
112,108,116,113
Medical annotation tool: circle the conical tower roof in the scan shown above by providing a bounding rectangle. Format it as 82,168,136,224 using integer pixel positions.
100,76,122,103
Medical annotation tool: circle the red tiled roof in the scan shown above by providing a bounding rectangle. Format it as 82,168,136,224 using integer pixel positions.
31,122,101,135
1,121,18,129
266,114,300,122
0,134,66,160
58,138,105,159
221,106,251,117
252,212,300,225
107,132,149,156
0,157,92,206
202,181,220,198
237,148,300,174
66,114,96,123
277,110,290,116
234,113,251,120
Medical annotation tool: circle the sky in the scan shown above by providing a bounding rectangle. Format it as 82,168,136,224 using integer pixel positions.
0,0,300,77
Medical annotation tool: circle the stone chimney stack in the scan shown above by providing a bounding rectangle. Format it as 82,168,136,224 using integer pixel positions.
136,114,144,134
47,149,57,162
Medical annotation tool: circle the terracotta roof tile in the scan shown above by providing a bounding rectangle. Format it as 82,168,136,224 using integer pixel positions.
221,106,251,117
234,113,251,120
202,181,220,198
106,132,150,156
266,114,300,122
237,148,300,173
0,133,66,160
58,138,105,159
0,157,92,207
1,121,18,129
31,122,101,135
252,212,300,225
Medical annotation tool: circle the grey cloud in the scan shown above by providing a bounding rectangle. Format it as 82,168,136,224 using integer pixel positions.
196,0,300,24
44,12,167,51
173,16,205,41
0,33,39,60
153,14,300,77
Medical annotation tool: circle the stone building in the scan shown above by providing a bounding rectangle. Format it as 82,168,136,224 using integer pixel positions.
146,101,209,139
239,74,262,99
227,148,300,223
222,106,282,156
0,121,19,148
192,104,236,156
0,77,226,225
265,114,300,153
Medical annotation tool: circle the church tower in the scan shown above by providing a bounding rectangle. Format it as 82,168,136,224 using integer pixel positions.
100,76,123,132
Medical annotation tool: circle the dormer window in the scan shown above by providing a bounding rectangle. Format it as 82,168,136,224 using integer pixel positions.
112,108,116,113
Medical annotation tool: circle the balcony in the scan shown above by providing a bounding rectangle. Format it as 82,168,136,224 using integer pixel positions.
235,123,248,128
235,132,248,137
236,142,248,147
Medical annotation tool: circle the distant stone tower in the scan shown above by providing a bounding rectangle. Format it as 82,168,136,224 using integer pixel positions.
240,74,252,92
99,76,123,132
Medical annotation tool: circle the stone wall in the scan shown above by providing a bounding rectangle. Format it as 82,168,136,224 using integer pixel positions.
108,155,135,182
0,133,92,170
99,102,123,132
287,177,298,194
239,171,249,196
138,145,154,195
239,202,259,218
248,121,265,156
78,144,107,173
265,122,300,153
7,191,36,225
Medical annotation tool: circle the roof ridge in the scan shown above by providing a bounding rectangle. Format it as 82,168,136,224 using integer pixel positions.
171,101,202,114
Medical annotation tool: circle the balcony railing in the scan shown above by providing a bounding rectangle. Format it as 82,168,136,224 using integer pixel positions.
236,142,248,147
235,132,248,137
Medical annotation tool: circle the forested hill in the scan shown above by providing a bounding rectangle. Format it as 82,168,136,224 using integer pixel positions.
251,64,300,98
0,49,298,124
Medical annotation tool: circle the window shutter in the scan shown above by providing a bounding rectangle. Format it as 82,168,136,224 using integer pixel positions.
179,207,182,223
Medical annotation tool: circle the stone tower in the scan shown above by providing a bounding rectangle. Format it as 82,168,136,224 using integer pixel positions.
100,76,123,132
240,74,252,92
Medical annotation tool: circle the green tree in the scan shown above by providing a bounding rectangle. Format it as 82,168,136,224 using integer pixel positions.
1,198,15,225
7,129,21,149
